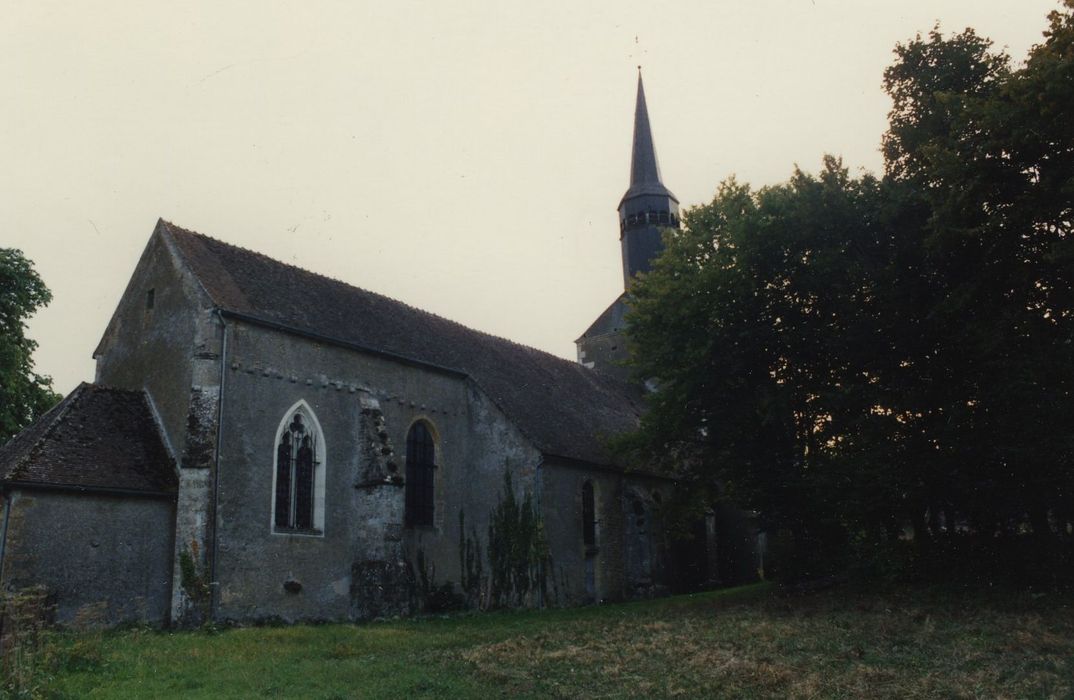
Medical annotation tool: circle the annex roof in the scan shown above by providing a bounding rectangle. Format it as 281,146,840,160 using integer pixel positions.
0,383,177,495
160,220,644,467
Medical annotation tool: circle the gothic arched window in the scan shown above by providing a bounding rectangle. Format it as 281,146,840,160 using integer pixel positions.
272,402,326,534
404,421,436,528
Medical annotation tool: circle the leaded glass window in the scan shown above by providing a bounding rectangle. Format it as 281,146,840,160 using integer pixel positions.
274,412,319,531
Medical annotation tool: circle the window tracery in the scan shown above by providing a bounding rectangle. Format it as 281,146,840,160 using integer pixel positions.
272,403,325,534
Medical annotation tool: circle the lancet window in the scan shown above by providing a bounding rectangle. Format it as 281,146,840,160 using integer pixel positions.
273,404,325,534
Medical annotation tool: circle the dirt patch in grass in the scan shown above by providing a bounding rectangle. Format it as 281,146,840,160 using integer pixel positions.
460,587,1074,699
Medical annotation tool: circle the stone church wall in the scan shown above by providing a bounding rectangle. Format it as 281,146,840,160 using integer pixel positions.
0,489,174,625
620,475,676,598
540,460,626,603
539,464,705,603
423,382,543,606
210,319,543,621
211,321,405,621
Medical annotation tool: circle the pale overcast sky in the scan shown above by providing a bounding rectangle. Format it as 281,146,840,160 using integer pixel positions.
2,1,1060,395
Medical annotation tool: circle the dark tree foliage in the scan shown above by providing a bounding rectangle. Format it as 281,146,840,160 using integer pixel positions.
623,163,903,575
622,3,1074,582
0,249,59,444
880,7,1074,544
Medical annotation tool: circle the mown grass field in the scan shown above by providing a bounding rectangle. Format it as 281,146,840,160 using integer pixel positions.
22,582,1074,699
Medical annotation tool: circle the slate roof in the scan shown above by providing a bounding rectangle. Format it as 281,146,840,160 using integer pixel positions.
0,383,178,495
620,72,678,207
161,220,644,467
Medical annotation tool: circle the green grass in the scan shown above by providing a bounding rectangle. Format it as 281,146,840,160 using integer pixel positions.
25,583,1074,699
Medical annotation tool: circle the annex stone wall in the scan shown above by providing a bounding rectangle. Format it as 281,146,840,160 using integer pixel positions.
0,489,174,624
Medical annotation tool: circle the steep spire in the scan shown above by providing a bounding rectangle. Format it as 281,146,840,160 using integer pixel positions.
617,70,679,287
620,71,677,206
629,71,662,189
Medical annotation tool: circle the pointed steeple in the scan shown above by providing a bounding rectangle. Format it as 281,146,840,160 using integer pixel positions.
625,72,670,198
618,70,679,287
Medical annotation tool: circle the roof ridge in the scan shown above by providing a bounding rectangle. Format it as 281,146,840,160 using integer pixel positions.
160,219,595,371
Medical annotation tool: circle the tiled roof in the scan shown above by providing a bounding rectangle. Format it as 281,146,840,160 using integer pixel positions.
0,383,177,495
161,220,643,467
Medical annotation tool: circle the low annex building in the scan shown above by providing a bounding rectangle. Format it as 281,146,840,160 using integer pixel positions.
0,75,751,625
0,385,176,622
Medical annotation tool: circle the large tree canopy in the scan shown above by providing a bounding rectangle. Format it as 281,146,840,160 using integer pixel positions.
0,248,59,443
623,2,1074,580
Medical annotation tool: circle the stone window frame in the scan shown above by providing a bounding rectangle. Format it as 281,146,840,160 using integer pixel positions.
270,399,327,537
403,418,439,530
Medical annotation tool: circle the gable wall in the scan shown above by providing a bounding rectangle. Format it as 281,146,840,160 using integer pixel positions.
575,296,631,381
94,229,220,465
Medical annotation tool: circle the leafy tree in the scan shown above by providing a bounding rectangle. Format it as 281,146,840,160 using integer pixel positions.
622,2,1074,579
881,5,1074,541
624,160,897,569
0,249,59,443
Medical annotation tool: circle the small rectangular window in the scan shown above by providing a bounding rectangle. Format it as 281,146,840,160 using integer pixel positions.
146,288,155,310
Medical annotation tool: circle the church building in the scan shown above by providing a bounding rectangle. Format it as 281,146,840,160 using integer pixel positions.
0,75,739,626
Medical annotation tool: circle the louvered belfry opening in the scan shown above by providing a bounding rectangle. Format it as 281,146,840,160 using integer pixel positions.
275,413,317,531
404,421,436,528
